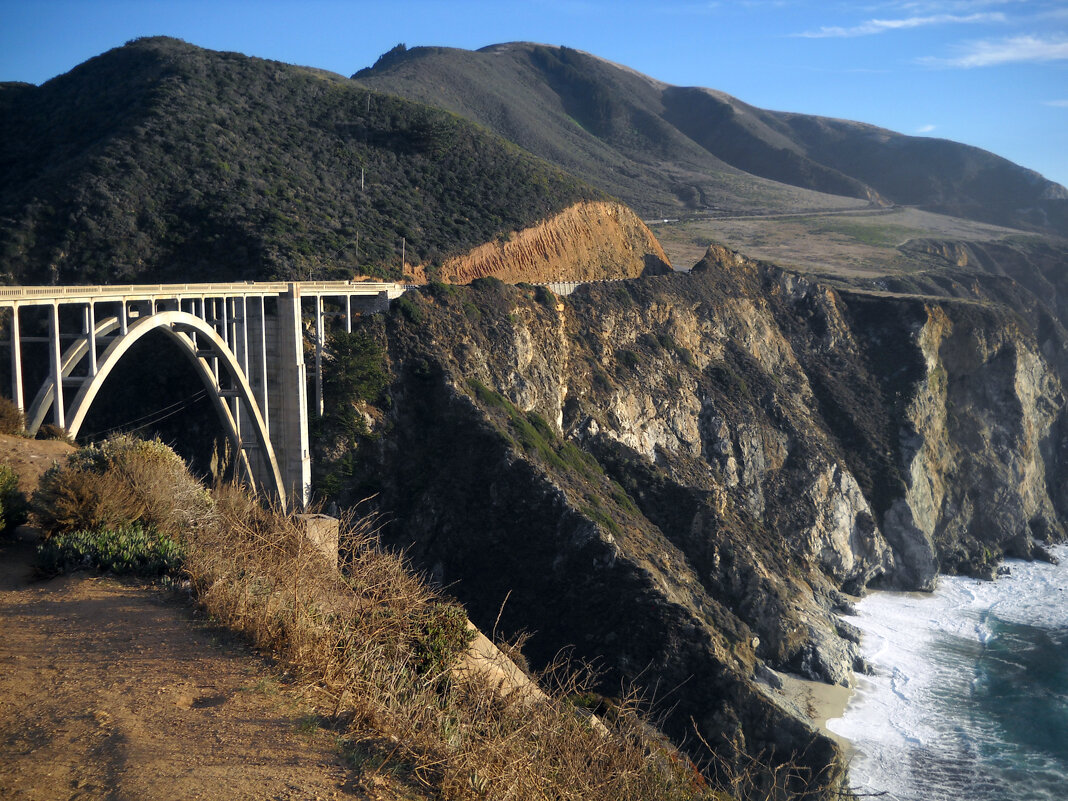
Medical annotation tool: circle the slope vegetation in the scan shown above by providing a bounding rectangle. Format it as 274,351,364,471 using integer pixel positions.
0,37,598,285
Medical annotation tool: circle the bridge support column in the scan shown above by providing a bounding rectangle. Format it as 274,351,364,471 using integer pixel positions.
275,285,311,507
9,306,23,414
49,303,65,428
83,303,98,376
314,295,324,418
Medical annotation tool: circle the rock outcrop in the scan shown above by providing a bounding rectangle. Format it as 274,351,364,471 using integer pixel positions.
320,243,1066,798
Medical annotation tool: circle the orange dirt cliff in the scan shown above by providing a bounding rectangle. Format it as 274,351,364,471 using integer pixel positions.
435,200,671,284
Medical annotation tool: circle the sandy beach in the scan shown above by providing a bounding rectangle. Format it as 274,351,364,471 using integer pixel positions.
770,670,855,751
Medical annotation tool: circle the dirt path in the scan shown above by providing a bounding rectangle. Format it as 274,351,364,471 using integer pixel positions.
0,527,368,801
0,434,385,801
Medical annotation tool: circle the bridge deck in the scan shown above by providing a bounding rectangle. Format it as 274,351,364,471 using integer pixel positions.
0,280,405,307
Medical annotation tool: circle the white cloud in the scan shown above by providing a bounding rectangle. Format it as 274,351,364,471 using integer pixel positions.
920,35,1068,66
916,124,937,132
795,11,1004,38
1045,99,1068,107
875,1,1027,12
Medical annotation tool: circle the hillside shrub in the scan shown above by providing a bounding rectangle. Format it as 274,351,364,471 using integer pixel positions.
324,331,388,407
393,293,423,324
0,463,28,534
31,435,211,537
534,285,556,308
0,397,24,435
470,276,504,291
411,602,475,684
616,348,642,372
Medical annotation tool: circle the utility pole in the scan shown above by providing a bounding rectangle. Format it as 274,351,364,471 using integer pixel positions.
401,237,405,271
360,167,364,191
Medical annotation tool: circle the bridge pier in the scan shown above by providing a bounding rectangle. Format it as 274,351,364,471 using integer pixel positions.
8,305,22,416
273,285,312,507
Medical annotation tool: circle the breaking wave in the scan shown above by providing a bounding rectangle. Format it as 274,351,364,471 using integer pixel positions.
828,545,1068,801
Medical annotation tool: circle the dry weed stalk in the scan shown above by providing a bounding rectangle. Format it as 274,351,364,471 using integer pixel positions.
691,720,848,801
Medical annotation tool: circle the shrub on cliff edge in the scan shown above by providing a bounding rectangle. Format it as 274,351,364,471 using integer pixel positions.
31,435,211,537
0,397,24,435
0,463,28,534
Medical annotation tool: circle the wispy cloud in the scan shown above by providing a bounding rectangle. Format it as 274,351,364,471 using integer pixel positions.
872,1,1026,13
916,123,937,132
920,34,1068,66
795,11,1004,38
1045,99,1068,107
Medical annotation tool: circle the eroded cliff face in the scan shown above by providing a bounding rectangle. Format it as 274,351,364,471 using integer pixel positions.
323,245,1066,797
882,302,1065,585
434,200,670,284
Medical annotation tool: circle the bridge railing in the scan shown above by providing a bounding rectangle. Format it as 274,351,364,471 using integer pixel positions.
0,280,404,306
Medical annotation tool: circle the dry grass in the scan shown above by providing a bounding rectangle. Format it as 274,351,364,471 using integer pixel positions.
185,484,716,801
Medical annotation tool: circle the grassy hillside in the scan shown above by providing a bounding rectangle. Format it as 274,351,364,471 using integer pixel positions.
354,43,869,220
0,37,596,285
354,43,1068,236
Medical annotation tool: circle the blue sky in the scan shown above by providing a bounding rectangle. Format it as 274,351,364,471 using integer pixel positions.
2,0,1066,188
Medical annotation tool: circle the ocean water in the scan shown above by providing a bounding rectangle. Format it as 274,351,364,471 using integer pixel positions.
828,545,1068,801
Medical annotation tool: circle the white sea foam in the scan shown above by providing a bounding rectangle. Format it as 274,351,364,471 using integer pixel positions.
828,546,1068,801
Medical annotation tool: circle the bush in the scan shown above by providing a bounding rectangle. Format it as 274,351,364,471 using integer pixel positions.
470,276,504,291
36,522,184,577
0,463,28,534
35,423,73,443
412,602,475,682
31,435,211,537
324,330,388,408
393,293,423,324
616,348,641,372
0,397,24,435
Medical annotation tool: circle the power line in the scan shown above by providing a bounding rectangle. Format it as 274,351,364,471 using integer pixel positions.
79,388,209,440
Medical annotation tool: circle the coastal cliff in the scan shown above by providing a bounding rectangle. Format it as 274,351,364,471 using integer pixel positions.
318,243,1067,792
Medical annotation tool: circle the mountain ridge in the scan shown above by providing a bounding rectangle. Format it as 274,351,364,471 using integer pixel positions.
0,37,605,285
354,42,1067,235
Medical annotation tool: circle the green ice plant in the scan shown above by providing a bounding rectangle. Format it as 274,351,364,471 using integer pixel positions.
36,522,185,578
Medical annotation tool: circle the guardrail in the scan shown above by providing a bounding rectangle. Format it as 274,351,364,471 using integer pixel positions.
0,280,405,305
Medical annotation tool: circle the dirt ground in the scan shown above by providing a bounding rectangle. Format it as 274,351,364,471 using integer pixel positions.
0,433,75,494
0,434,394,801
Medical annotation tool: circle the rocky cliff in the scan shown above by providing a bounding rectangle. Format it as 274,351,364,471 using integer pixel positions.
319,245,1066,797
433,200,670,284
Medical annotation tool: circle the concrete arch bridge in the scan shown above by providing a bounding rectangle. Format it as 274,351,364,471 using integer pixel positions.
0,281,406,509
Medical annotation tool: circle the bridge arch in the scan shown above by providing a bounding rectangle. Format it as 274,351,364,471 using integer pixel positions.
63,310,286,507
26,316,120,434
2,279,406,508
